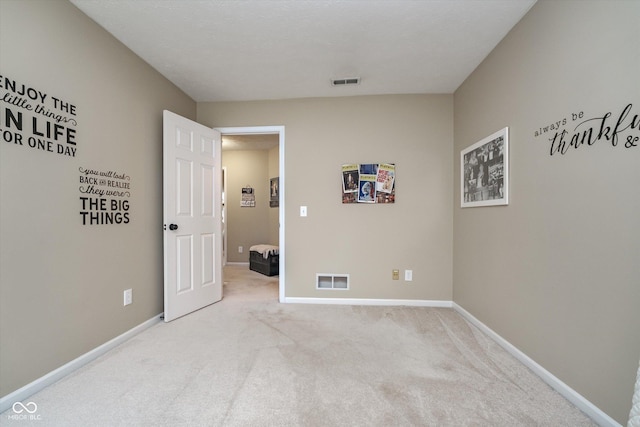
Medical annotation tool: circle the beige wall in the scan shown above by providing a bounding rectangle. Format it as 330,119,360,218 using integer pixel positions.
199,95,454,299
0,0,195,396
222,149,272,262
3,0,632,423
453,0,640,423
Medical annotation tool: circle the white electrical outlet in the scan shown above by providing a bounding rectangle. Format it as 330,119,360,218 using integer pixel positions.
404,270,413,281
124,289,132,306
238,246,243,253
300,206,307,217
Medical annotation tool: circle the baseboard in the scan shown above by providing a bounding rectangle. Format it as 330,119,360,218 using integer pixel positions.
452,303,620,427
0,314,163,413
225,262,250,266
284,297,453,308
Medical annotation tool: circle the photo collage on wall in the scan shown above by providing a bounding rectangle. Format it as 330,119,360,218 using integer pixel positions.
342,163,395,204
461,127,508,208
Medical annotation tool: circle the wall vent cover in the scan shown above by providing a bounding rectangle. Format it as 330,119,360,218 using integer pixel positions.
316,273,349,290
331,77,360,86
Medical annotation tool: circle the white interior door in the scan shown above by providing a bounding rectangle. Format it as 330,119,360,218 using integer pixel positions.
163,110,222,322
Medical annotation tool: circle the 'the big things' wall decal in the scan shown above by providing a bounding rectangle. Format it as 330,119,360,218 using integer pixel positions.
78,167,132,225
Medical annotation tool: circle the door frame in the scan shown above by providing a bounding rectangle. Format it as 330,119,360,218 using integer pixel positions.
221,166,227,267
216,125,285,303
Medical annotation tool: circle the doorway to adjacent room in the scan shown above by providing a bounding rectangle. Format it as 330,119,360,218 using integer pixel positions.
217,126,285,303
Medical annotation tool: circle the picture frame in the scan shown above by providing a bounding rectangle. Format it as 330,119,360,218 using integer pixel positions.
241,186,255,207
269,177,279,207
461,127,508,208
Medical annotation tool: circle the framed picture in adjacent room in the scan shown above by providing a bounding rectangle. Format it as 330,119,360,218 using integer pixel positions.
241,186,255,207
269,177,279,207
461,127,509,208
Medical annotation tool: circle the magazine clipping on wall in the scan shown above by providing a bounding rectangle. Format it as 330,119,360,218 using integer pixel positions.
342,163,395,204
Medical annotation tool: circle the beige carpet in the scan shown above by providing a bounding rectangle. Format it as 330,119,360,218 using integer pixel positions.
1,265,595,426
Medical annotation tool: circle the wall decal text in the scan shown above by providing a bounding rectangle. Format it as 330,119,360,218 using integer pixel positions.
79,167,131,225
1,74,78,157
534,103,639,156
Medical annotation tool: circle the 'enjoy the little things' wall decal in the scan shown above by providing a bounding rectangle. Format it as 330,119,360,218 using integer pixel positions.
534,103,639,156
1,74,78,157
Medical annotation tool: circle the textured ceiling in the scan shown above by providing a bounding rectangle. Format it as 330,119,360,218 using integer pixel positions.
70,0,536,102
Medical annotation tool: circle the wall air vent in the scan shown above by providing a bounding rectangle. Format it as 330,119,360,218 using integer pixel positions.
331,77,360,86
316,273,349,290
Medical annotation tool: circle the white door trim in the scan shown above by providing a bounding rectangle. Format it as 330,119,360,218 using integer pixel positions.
222,166,227,267
216,126,285,303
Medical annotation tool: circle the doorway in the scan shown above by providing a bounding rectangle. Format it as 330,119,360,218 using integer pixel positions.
216,126,285,303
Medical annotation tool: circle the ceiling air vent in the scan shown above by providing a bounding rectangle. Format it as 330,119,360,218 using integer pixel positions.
331,77,360,86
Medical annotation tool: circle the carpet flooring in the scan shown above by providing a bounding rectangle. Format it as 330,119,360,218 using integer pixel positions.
1,265,596,426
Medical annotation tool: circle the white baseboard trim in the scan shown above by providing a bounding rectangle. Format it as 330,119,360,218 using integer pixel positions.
0,314,163,414
284,297,453,308
452,303,620,427
225,262,250,266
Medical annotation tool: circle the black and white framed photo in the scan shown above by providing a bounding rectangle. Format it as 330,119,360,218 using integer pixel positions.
269,177,279,207
461,127,508,208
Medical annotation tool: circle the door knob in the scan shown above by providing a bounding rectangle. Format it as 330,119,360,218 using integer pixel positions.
169,224,178,231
